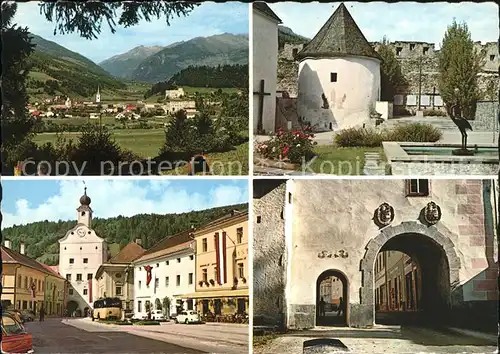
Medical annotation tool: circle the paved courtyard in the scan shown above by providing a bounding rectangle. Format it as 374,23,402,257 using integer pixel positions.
254,325,498,354
25,318,249,353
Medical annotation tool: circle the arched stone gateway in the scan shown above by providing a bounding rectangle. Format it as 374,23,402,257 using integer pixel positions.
316,269,349,326
355,221,461,327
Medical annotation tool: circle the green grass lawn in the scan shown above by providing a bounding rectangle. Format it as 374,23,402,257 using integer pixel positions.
304,146,386,175
33,129,166,158
33,130,249,175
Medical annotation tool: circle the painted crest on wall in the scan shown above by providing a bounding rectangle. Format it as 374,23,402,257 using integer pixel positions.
423,201,442,225
373,202,395,228
317,250,349,258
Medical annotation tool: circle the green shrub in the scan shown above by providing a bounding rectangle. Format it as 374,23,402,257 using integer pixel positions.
386,123,442,142
101,320,130,325
423,109,447,117
255,127,317,164
134,320,161,326
334,123,442,147
334,128,383,147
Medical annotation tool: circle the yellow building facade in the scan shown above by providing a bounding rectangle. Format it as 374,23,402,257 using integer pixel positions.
2,244,66,316
180,211,249,317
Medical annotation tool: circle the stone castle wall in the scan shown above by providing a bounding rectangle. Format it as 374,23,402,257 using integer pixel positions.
253,183,287,327
277,40,499,106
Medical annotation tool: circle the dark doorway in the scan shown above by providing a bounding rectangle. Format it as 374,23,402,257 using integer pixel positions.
316,270,348,326
374,233,451,325
202,300,209,314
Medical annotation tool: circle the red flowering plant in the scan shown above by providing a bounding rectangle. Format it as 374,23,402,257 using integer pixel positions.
255,126,317,164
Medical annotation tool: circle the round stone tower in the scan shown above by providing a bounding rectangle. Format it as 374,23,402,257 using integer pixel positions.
296,3,381,132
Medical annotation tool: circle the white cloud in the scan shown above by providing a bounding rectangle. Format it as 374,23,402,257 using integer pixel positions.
2,180,249,228
269,1,498,48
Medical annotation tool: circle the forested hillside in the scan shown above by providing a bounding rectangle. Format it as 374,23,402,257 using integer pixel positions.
144,64,247,98
2,203,247,265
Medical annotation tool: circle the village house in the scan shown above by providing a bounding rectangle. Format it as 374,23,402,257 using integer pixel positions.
95,240,145,315
178,210,249,318
132,230,196,319
1,241,67,316
165,87,185,100
162,100,197,118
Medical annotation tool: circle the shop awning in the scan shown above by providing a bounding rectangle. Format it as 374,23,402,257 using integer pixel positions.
175,289,248,299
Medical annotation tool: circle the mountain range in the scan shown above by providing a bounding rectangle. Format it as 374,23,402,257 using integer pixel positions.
100,33,249,83
278,25,310,48
25,32,249,98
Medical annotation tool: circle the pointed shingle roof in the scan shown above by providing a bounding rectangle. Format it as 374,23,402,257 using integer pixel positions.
253,2,282,24
297,3,381,61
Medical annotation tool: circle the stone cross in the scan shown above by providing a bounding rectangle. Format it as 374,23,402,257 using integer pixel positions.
253,79,271,133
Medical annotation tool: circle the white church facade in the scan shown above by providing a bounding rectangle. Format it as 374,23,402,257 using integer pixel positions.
252,3,281,134
296,3,381,132
58,188,107,316
132,230,196,319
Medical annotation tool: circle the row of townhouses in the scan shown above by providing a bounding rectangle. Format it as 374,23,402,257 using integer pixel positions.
12,188,250,318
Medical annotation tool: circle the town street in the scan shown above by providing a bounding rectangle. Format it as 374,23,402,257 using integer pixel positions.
254,325,498,354
26,318,249,353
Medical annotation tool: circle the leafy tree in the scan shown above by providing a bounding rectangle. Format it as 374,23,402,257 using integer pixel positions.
162,297,171,318
2,1,198,170
376,36,407,101
39,2,199,40
1,3,36,168
160,110,196,153
437,20,483,119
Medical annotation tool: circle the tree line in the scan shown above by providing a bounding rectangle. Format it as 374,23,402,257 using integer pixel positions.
144,64,248,98
2,203,247,265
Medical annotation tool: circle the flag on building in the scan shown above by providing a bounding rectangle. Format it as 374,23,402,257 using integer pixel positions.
30,281,36,299
214,232,227,284
88,279,93,303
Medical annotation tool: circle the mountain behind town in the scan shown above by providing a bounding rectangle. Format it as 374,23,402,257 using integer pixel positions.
2,203,247,266
99,33,249,83
278,25,310,48
27,33,127,99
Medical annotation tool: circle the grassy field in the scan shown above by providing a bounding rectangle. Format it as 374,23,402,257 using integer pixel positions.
305,146,386,175
181,86,240,95
33,130,249,175
33,129,166,158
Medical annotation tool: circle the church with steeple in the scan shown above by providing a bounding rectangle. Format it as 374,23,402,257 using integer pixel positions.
58,188,107,316
95,85,101,103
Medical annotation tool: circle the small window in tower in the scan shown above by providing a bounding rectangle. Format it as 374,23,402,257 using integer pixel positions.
406,179,430,196
490,54,495,61
81,211,85,216
83,258,88,264
396,47,402,56
69,258,74,264
423,47,429,55
330,72,337,82
292,48,298,57
256,216,262,223
409,43,415,51
83,289,88,295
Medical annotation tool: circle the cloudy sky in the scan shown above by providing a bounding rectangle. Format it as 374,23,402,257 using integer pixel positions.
13,2,249,63
2,179,249,228
269,2,498,47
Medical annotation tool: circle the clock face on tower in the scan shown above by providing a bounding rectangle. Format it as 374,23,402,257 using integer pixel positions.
76,227,86,237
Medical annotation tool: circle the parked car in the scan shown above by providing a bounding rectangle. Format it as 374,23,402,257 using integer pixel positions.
1,312,34,354
175,310,201,324
4,310,23,324
150,310,166,321
20,310,35,322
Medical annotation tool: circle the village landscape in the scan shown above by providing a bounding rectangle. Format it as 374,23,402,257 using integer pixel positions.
2,2,249,176
1,180,250,353
253,2,499,176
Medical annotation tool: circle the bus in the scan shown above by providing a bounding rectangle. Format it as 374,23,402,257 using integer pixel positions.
92,298,122,321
